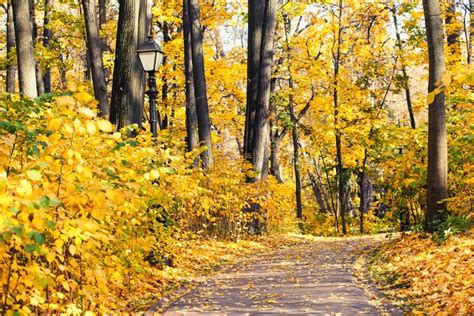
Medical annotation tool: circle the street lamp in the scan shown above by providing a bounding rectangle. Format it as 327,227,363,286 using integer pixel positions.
136,35,164,138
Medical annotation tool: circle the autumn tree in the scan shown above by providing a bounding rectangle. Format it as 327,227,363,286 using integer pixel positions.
183,0,198,154
244,0,277,181
12,0,38,97
82,0,109,116
110,0,148,129
42,0,52,93
423,0,448,232
5,4,16,93
187,0,213,169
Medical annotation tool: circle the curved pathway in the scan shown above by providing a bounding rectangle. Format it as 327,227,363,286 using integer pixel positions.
148,236,401,315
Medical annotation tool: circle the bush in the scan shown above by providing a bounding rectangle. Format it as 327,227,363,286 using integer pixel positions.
0,91,295,313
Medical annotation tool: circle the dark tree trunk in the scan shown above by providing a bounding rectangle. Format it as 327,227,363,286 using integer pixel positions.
110,0,142,129
251,0,276,181
333,0,346,234
82,0,109,116
42,0,52,93
160,22,171,130
470,0,474,63
310,173,327,213
6,4,16,93
188,0,213,169
358,150,369,234
99,0,107,27
392,6,416,129
183,0,198,156
423,0,448,232
28,0,45,95
284,13,302,220
12,0,38,97
313,158,332,215
244,0,265,159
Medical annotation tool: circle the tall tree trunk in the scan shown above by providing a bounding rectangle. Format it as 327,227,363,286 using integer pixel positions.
284,13,303,220
28,0,45,95
469,0,474,63
110,0,142,129
423,0,448,232
309,173,327,213
6,4,16,93
183,0,198,155
392,5,416,129
160,22,171,130
188,0,213,169
42,0,52,93
82,0,109,116
99,0,107,27
334,0,346,234
358,150,369,234
313,158,332,214
244,0,265,160
12,0,38,97
251,0,276,181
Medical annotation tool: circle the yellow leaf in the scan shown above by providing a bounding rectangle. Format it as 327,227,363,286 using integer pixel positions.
17,179,33,196
97,120,114,132
426,92,435,105
69,244,77,256
86,122,97,135
26,169,42,181
56,95,76,107
150,169,160,180
74,91,94,104
62,281,70,292
442,73,452,86
78,107,96,119
47,118,62,130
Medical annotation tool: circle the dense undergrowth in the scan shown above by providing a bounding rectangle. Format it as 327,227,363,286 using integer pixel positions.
369,231,474,314
0,91,300,313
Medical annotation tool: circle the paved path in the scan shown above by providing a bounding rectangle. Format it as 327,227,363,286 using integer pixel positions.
150,236,400,315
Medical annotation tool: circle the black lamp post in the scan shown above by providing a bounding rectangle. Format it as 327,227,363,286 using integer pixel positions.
136,36,164,138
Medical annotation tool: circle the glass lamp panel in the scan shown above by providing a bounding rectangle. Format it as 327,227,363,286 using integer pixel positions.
139,51,157,72
154,53,164,70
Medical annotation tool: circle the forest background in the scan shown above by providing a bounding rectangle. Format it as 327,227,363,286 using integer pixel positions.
0,0,472,313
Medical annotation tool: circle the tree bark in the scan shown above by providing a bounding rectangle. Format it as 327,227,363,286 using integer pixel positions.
110,0,142,129
333,0,346,234
160,22,171,130
309,173,327,213
392,5,416,129
183,0,198,155
82,0,109,116
12,0,38,97
42,0,52,93
284,13,302,220
99,0,107,27
469,0,474,63
188,0,213,169
423,0,448,232
244,0,265,160
28,0,45,95
6,4,16,93
250,0,276,181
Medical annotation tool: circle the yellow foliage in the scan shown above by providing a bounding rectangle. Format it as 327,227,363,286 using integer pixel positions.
0,93,295,313
370,232,474,314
